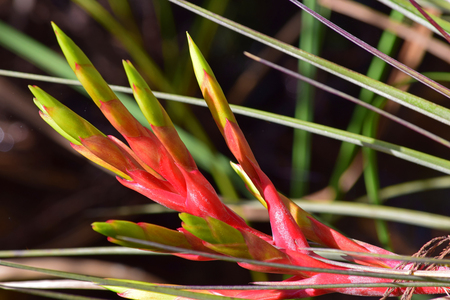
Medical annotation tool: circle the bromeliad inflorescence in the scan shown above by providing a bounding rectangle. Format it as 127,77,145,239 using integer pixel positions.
30,23,450,299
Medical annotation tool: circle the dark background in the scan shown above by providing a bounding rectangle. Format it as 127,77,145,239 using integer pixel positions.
1,0,450,299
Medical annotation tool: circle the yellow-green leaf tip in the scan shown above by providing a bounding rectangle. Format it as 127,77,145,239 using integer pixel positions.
122,60,171,127
187,32,215,86
52,22,92,71
91,222,117,238
30,85,105,144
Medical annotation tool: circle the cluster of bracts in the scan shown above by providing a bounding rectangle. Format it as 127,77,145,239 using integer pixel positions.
30,23,450,299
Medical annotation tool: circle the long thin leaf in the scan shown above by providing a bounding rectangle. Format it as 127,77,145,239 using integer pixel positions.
290,0,450,101
407,0,450,42
115,237,450,283
2,69,450,175
291,0,327,197
328,9,405,196
231,199,450,231
3,243,450,296
0,260,235,300
0,285,107,300
1,280,103,290
356,175,450,202
379,0,450,35
0,247,160,258
243,53,450,149
71,0,172,92
168,0,450,126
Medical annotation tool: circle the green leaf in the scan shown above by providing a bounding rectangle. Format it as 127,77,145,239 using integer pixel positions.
29,85,105,145
92,221,148,249
179,213,250,258
379,0,450,35
169,0,450,126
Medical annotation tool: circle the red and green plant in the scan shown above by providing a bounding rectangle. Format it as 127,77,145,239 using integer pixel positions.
4,1,450,299
25,21,450,299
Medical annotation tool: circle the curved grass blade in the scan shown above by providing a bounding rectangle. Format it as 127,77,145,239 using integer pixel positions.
93,198,450,231
0,247,162,258
3,70,450,174
70,0,171,92
355,175,450,203
289,0,450,102
1,280,103,290
0,285,107,300
379,0,450,35
327,8,405,197
114,236,450,283
291,0,328,197
408,0,450,43
0,260,235,300
3,240,450,295
289,200,450,231
4,245,450,275
305,247,450,266
232,106,450,174
244,52,450,149
319,0,450,65
168,0,450,126
230,199,450,231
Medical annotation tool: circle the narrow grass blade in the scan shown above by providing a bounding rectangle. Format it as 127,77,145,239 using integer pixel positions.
1,280,103,290
290,200,450,231
243,53,450,150
114,236,450,283
355,175,450,203
0,260,236,300
0,285,107,300
86,199,450,231
408,0,450,42
289,0,450,103
3,70,450,174
291,0,328,197
71,0,171,92
379,0,450,35
0,21,76,80
2,242,450,291
0,247,160,258
231,106,450,174
168,0,450,126
319,0,450,65
363,115,392,250
328,9,404,196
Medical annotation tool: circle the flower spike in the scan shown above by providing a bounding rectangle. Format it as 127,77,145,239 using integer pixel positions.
31,23,450,299
187,34,399,266
188,32,310,252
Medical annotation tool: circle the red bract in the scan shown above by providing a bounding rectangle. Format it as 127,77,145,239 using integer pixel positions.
31,23,450,300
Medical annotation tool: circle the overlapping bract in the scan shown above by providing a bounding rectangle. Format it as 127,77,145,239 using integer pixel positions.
32,24,450,299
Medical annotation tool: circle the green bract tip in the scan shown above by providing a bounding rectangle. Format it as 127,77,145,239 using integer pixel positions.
29,85,105,145
186,32,215,85
51,22,92,71
122,60,172,127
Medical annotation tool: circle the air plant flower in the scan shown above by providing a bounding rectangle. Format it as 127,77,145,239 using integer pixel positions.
31,23,450,299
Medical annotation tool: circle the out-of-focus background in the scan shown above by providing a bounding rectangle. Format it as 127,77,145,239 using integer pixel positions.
1,0,450,299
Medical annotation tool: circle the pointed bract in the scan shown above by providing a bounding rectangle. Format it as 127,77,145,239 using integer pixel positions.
52,22,116,106
123,60,197,171
30,85,105,144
